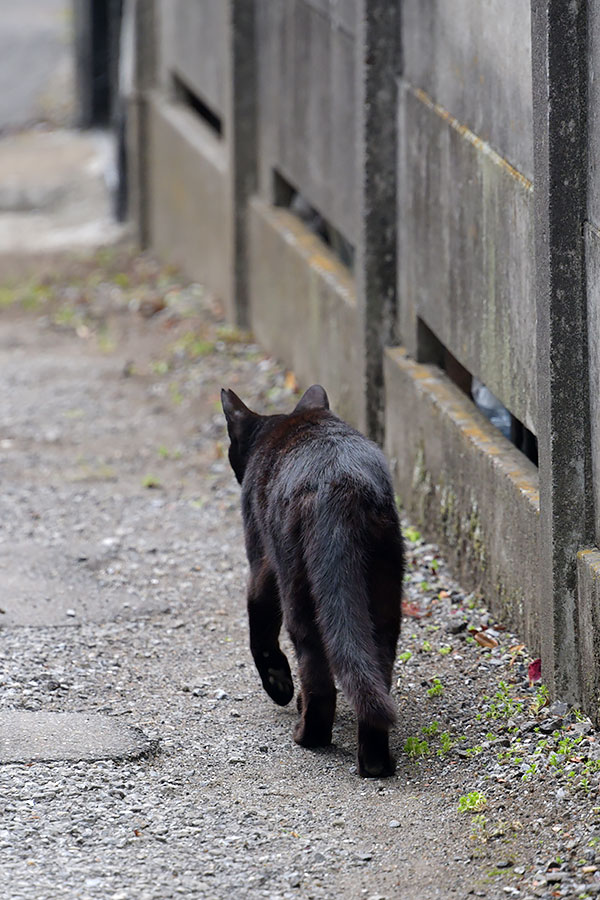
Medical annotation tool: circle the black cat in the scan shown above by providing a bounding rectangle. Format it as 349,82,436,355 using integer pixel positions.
222,384,403,777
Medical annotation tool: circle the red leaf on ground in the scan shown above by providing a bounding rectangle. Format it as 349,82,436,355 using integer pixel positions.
528,658,542,685
402,600,431,619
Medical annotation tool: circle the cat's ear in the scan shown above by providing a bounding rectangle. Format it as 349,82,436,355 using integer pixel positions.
294,384,329,412
221,389,256,437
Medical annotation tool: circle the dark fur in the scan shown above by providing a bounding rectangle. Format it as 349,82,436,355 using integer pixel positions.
222,384,404,777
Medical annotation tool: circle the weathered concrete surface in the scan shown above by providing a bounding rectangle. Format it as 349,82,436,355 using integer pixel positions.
248,196,359,425
587,9,600,546
0,130,124,253
586,224,600,545
402,0,533,179
384,347,540,652
577,550,600,727
228,0,259,328
160,0,227,118
353,0,399,440
0,711,157,764
147,92,232,312
531,0,593,703
587,4,600,230
397,83,536,433
255,0,357,243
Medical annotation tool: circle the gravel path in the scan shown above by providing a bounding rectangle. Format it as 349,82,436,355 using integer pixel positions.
1,247,600,900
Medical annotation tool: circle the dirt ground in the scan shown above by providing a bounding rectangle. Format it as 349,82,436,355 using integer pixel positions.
1,247,600,900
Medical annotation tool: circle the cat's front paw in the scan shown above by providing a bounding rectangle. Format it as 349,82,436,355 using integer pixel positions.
293,718,333,748
264,666,294,705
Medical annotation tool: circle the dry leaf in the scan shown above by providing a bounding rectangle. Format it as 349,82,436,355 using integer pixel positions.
284,371,298,392
402,600,431,619
474,631,499,649
508,643,526,666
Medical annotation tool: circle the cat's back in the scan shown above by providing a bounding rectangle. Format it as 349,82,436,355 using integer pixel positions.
249,408,394,505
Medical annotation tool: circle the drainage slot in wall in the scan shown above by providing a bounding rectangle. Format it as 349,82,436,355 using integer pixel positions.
417,319,538,466
172,73,223,137
273,169,355,272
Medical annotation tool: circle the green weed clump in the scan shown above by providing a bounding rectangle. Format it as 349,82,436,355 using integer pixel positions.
427,677,444,698
404,736,430,758
458,791,487,813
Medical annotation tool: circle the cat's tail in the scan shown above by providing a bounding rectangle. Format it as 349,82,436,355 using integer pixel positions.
307,494,399,729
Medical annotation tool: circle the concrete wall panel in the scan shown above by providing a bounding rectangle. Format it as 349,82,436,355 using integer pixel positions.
402,0,533,179
384,347,540,651
248,197,359,424
157,0,227,116
398,85,536,431
256,0,356,243
147,93,232,310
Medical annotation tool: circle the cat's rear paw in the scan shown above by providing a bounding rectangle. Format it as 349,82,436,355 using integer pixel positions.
358,753,396,778
357,724,395,777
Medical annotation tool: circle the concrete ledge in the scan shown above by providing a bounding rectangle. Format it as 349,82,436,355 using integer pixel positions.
248,196,359,423
384,347,540,650
577,550,600,725
147,92,232,313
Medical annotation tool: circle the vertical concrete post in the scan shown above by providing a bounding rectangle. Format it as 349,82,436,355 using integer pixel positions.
531,0,593,701
355,1,401,441
228,1,258,329
126,0,157,246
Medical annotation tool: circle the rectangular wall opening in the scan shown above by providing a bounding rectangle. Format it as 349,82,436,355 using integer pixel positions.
172,73,223,137
417,319,538,466
272,169,355,272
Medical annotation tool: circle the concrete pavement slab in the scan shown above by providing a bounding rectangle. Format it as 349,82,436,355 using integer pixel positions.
0,710,158,763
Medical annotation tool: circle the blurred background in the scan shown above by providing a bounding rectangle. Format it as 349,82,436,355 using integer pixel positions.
0,0,74,134
0,0,125,255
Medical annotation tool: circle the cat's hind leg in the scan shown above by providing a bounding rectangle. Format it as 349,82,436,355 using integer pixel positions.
288,608,336,748
357,549,402,778
248,562,294,706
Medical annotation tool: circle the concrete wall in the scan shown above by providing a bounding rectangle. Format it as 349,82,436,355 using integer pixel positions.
255,0,356,244
398,85,536,431
147,93,232,304
167,0,226,116
385,348,540,653
248,198,359,424
128,0,600,717
144,0,233,315
398,1,536,432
